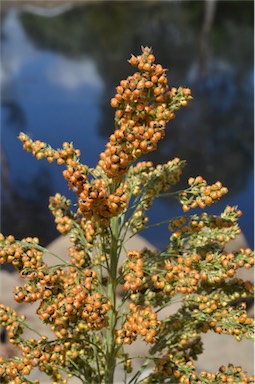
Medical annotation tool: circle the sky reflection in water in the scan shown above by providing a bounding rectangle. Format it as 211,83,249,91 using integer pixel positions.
1,2,254,248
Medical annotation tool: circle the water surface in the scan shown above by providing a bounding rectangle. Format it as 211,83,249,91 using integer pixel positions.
1,1,253,249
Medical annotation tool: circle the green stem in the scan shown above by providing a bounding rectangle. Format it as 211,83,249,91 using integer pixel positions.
128,357,151,384
19,320,43,337
105,216,119,383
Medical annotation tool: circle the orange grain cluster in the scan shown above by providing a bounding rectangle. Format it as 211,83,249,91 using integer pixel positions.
33,268,111,336
154,249,254,297
0,305,24,345
116,302,161,345
150,356,254,384
123,250,145,291
77,179,128,225
0,234,111,339
0,234,43,272
98,46,191,181
19,134,129,227
181,176,228,212
0,356,35,384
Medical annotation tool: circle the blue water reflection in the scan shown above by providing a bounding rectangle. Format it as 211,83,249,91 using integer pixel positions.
1,2,254,248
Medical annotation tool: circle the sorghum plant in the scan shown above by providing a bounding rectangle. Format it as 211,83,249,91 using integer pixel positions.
0,47,254,384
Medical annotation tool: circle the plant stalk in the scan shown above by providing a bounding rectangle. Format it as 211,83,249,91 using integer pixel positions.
105,216,119,383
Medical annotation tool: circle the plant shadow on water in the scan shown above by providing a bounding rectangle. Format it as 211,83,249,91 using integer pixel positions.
1,0,254,258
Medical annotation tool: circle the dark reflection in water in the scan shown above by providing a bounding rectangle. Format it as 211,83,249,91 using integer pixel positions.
1,1,254,252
